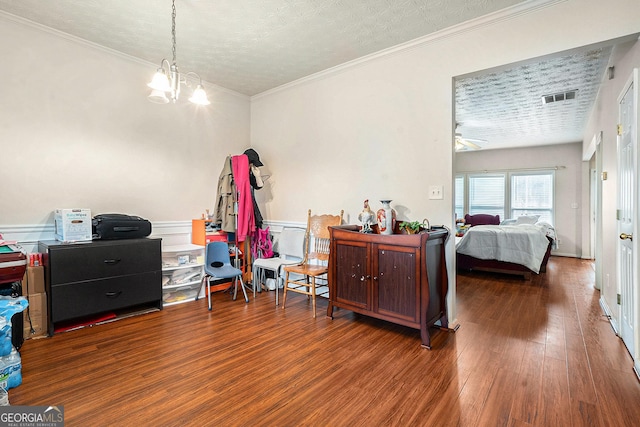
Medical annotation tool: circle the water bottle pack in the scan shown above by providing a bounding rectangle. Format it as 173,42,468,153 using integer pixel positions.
0,317,12,356
0,296,28,391
0,347,21,390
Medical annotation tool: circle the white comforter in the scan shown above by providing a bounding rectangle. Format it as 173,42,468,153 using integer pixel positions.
455,223,555,273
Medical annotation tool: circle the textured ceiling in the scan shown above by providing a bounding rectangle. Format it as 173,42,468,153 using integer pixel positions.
0,0,526,95
0,1,619,150
455,46,612,150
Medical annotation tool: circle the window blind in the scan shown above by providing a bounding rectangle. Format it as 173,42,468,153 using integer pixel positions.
468,174,505,218
455,175,464,220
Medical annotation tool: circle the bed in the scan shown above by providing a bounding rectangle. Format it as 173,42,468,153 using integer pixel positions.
455,214,556,280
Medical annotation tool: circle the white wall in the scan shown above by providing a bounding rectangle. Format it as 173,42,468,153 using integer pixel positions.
252,53,456,226
583,39,640,337
0,14,251,227
455,143,583,258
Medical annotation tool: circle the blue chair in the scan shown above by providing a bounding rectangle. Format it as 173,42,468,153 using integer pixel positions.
196,241,248,310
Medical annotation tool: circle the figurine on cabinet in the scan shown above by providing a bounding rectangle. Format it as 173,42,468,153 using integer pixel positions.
358,199,376,233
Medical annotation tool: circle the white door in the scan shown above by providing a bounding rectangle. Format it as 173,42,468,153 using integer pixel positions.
590,168,597,260
617,69,638,357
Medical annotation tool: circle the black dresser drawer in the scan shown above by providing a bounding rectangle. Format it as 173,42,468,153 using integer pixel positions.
42,239,161,284
39,237,163,335
51,271,162,322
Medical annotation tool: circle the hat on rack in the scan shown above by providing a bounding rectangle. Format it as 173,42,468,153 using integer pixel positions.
250,164,264,189
243,148,263,167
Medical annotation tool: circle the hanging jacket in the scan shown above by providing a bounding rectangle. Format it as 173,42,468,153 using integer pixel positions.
214,156,236,233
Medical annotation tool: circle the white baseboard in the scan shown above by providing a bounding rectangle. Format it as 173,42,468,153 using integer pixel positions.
599,296,620,336
550,251,579,258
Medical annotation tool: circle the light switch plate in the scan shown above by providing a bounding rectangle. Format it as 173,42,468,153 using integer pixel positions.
429,185,444,200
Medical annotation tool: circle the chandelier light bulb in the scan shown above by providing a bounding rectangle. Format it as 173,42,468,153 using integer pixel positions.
147,68,171,92
148,89,170,104
189,84,211,105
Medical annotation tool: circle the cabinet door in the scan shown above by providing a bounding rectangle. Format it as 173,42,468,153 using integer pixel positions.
374,244,419,323
333,240,369,309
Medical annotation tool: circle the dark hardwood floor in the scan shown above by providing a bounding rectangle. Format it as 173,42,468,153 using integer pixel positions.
9,256,640,426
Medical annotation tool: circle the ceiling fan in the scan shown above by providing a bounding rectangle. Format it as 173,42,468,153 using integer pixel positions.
455,133,487,151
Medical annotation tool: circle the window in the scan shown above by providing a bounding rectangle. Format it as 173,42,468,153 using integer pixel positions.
510,172,554,224
455,169,555,225
455,175,464,220
468,173,505,218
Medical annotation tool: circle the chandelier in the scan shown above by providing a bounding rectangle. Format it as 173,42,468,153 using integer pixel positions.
147,0,210,105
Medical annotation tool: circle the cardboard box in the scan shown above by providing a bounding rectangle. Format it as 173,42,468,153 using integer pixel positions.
25,265,45,295
54,208,92,242
23,292,48,339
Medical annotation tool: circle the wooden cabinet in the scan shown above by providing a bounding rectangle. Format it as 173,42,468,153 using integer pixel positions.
39,238,162,335
327,225,449,349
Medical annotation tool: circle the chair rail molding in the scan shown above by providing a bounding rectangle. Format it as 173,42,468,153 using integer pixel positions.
3,221,193,253
4,220,307,253
262,220,306,234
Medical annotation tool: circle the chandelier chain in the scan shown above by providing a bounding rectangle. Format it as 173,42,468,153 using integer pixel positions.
171,0,177,64
147,0,209,105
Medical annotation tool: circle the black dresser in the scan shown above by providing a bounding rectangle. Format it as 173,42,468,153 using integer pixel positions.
38,238,162,335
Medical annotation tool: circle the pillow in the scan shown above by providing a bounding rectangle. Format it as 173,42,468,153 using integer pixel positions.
515,214,540,225
500,219,517,226
464,214,500,227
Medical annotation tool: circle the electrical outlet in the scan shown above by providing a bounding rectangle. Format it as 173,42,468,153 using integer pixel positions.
429,185,444,200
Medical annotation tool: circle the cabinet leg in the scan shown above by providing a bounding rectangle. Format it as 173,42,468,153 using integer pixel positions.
327,303,334,319
420,327,431,350
439,314,449,330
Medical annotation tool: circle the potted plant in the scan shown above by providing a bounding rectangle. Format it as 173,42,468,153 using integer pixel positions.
398,220,424,234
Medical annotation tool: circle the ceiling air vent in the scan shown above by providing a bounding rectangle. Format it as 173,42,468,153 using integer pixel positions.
542,90,578,105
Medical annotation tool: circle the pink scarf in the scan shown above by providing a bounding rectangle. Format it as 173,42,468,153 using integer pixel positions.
231,154,255,241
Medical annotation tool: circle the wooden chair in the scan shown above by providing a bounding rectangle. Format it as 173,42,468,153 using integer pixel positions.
282,209,343,317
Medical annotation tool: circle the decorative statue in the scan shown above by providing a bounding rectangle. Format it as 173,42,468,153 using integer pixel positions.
358,199,376,233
